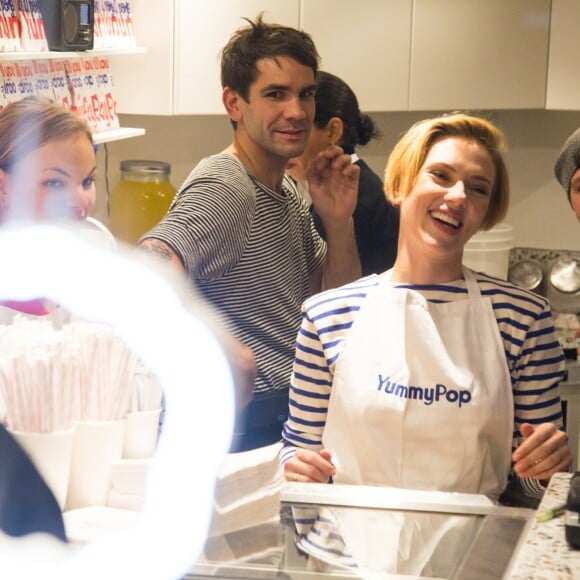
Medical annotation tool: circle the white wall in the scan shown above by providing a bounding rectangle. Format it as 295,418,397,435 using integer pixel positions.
95,109,580,251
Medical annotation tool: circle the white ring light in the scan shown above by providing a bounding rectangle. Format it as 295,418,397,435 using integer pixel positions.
0,223,235,579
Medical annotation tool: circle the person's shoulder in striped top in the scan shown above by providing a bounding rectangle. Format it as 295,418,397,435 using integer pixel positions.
144,153,257,280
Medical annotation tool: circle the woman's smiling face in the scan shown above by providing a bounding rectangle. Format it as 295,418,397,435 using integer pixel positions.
396,136,496,262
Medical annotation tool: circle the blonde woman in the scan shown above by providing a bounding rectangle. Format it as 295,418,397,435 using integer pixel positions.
280,113,571,572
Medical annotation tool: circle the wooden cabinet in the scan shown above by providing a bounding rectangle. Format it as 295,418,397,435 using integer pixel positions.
409,0,551,111
546,0,580,110
111,0,299,115
300,0,411,112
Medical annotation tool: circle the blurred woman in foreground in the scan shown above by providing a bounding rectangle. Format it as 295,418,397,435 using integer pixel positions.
0,96,97,320
0,96,97,542
0,96,96,223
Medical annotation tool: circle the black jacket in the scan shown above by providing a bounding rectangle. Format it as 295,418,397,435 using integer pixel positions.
313,158,400,276
0,423,66,541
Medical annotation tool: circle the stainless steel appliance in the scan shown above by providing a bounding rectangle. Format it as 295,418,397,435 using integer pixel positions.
508,258,544,295
509,248,580,313
547,256,580,314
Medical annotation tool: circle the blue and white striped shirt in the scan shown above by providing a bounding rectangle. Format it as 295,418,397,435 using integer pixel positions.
281,270,566,498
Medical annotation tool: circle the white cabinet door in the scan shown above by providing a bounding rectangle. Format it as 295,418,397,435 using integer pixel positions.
110,1,175,115
112,0,299,115
546,0,580,110
409,0,551,111
300,0,412,112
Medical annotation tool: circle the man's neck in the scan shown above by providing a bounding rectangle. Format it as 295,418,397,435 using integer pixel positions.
225,137,287,193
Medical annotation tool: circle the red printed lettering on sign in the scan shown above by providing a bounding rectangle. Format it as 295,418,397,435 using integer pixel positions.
21,11,44,40
6,15,19,39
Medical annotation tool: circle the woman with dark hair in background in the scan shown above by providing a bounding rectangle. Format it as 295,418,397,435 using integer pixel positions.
287,71,399,275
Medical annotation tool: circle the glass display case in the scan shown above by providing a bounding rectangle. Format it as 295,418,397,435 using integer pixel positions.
186,482,535,580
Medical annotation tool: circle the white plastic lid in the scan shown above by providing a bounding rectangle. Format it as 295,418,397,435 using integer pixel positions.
469,223,514,244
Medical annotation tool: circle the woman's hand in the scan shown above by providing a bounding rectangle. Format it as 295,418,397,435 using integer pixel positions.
512,422,572,480
284,448,336,483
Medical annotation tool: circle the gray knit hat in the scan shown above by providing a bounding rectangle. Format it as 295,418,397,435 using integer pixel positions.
555,127,580,200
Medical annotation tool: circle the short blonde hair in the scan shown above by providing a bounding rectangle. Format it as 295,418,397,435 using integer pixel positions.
384,112,509,230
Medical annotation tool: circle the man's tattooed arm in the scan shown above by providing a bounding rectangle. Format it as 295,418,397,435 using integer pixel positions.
139,239,186,272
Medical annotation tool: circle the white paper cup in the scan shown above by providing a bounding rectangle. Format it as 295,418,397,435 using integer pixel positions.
110,458,152,496
122,408,161,459
66,419,126,510
10,428,75,511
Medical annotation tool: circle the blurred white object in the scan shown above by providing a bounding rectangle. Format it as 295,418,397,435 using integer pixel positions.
131,359,164,412
80,217,118,252
109,458,152,497
63,506,140,545
66,419,126,510
10,428,75,510
208,442,284,537
107,458,152,512
0,223,235,579
122,408,161,459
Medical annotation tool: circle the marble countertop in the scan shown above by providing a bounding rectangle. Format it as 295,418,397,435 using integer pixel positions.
509,472,580,579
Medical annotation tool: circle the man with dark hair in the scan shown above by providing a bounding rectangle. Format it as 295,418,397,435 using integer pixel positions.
140,14,361,451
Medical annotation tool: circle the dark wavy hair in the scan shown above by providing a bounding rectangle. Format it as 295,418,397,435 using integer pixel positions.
313,71,380,154
221,13,319,101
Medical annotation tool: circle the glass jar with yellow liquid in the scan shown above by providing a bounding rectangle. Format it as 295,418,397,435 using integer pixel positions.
109,160,177,245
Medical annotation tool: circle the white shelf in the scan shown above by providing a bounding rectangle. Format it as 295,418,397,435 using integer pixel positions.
93,127,145,145
0,48,146,145
0,47,146,61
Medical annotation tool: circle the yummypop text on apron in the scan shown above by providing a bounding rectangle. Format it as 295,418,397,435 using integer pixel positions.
377,374,472,408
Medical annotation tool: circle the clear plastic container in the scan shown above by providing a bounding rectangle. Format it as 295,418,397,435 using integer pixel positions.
109,160,176,245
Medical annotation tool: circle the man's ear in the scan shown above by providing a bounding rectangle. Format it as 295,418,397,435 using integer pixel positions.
222,87,243,124
326,117,344,146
